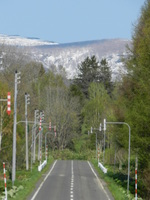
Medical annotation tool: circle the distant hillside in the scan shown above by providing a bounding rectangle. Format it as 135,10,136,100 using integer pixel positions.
0,34,58,46
0,35,131,80
31,38,130,80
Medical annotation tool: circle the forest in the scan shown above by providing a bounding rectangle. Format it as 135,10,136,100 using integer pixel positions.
0,0,150,199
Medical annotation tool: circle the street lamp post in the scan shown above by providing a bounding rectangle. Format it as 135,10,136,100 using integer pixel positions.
38,111,44,161
33,109,39,163
104,119,131,195
31,124,36,172
91,123,102,159
103,119,106,164
91,127,97,157
12,71,21,185
25,93,30,170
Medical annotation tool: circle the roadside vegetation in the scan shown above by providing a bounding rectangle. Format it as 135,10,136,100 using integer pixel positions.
0,156,54,200
0,0,150,199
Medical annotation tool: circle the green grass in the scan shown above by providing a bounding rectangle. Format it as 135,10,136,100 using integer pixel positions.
91,159,135,200
0,155,54,200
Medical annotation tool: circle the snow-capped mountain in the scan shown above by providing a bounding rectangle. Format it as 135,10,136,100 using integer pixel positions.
0,34,131,80
0,34,58,46
31,39,130,80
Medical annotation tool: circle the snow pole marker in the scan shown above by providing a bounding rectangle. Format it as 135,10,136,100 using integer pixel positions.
3,162,7,200
135,157,138,200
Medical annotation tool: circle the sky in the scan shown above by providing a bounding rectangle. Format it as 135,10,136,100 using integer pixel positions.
0,0,145,43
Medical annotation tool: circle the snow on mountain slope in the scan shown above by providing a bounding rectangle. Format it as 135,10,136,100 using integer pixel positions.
0,34,58,46
0,35,130,80
31,39,130,80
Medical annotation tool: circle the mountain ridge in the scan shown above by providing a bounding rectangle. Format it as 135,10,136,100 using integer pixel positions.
0,34,131,80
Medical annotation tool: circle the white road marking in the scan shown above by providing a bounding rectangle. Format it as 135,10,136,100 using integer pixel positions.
87,161,111,200
31,160,57,200
59,174,65,177
70,160,74,200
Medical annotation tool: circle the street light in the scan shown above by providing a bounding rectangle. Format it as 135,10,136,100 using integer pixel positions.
91,125,102,158
33,109,39,163
12,70,21,185
103,119,106,164
38,111,44,161
104,118,131,195
25,93,30,170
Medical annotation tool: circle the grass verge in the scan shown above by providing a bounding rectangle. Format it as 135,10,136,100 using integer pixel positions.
91,159,136,200
0,155,54,200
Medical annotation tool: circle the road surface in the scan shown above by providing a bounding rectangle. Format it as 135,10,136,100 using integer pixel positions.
29,160,114,200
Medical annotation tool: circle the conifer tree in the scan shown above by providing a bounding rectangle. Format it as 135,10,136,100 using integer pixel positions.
74,56,112,98
118,1,150,197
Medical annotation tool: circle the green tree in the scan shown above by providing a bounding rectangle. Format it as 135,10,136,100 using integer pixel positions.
122,0,150,164
74,56,113,98
75,55,99,97
117,1,150,197
82,82,111,132
99,58,113,95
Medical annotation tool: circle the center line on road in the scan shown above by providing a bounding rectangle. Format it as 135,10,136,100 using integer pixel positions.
70,160,74,200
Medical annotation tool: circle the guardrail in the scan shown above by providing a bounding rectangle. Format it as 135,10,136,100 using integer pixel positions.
38,160,47,172
98,162,107,173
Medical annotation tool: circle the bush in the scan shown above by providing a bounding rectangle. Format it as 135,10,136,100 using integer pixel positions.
52,149,95,160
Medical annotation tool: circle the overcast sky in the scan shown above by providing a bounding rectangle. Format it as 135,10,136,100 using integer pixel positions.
0,0,145,43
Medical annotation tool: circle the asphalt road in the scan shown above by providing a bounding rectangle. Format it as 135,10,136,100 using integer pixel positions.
29,160,114,200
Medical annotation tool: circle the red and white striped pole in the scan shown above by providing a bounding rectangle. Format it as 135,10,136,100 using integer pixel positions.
135,156,138,200
7,92,11,115
49,121,51,131
39,117,42,131
3,162,7,200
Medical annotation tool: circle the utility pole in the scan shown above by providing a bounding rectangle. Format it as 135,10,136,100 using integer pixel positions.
38,111,44,161
12,70,21,185
40,111,44,162
25,93,30,170
33,109,39,163
103,119,106,164
91,124,102,159
38,115,42,161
